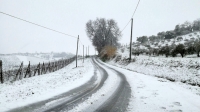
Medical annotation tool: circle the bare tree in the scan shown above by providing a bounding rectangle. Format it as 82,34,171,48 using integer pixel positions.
86,18,121,53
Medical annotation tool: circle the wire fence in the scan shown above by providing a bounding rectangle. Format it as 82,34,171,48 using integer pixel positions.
0,57,76,83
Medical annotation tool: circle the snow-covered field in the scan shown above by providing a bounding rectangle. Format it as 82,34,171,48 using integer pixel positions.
0,59,93,112
0,53,74,71
16,55,50,65
0,55,49,71
0,55,21,71
112,47,200,87
1,56,200,112
104,62,200,112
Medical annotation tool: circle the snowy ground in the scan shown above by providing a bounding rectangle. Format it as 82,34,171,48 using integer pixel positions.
1,57,200,112
103,62,200,112
114,46,200,86
109,55,200,96
0,55,21,71
0,54,72,71
15,55,49,65
0,55,49,71
0,59,93,112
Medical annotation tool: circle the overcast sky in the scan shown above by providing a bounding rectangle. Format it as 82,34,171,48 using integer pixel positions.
0,0,200,55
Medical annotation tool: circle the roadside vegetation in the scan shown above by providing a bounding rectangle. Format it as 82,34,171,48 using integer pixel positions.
128,19,200,58
86,18,120,60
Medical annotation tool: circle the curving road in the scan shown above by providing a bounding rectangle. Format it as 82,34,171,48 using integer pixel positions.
8,57,131,112
94,58,131,112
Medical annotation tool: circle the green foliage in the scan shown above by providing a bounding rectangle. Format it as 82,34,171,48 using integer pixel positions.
175,44,185,58
131,18,200,58
194,39,200,57
187,45,195,54
136,36,148,44
171,49,177,57
159,46,170,57
165,31,176,39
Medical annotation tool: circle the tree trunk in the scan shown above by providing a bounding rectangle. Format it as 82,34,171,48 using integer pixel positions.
181,53,184,58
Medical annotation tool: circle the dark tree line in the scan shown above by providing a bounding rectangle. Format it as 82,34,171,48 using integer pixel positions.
133,18,200,58
136,19,200,44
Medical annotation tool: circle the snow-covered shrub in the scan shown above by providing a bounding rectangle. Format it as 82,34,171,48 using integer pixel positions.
100,46,117,61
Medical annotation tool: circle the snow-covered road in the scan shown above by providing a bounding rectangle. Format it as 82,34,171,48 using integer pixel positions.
1,57,200,112
37,57,130,112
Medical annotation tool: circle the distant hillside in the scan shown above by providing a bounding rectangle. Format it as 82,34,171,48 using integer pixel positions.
129,31,200,57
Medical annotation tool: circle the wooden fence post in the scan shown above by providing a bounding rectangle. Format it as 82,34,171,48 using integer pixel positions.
20,62,23,80
38,63,40,75
0,60,3,83
41,62,45,74
24,61,30,78
47,62,50,73
15,62,23,81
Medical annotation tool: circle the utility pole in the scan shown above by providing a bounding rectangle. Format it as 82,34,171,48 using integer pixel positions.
88,46,89,57
129,18,133,62
83,45,84,63
76,35,79,67
85,47,87,58
0,60,3,83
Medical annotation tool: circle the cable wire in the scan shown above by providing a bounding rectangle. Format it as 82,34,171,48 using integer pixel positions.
0,11,77,38
120,0,141,33
131,0,141,18
120,19,131,33
79,39,84,46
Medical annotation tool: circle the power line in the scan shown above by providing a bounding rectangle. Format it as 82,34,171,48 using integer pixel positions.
120,0,141,33
131,0,141,18
79,39,84,46
0,11,77,38
121,19,131,33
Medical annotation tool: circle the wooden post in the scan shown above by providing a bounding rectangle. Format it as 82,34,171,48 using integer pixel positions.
24,61,30,78
38,63,40,75
42,62,45,74
129,18,133,62
20,62,23,80
52,62,54,72
76,35,79,67
47,62,50,73
83,45,84,63
88,46,89,57
85,47,87,58
15,62,23,81
0,60,3,83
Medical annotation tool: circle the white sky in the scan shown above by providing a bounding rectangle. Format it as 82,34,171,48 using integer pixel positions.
0,0,200,55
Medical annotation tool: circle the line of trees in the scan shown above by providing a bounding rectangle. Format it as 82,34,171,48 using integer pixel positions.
131,38,200,57
136,19,200,44
132,18,200,58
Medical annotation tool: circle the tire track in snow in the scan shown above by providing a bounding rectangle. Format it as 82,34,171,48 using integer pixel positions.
38,58,109,112
94,58,131,112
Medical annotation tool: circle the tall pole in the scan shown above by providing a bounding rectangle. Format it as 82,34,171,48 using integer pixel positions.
85,47,87,58
0,60,3,83
88,46,89,57
129,18,133,62
76,35,79,67
83,45,84,63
